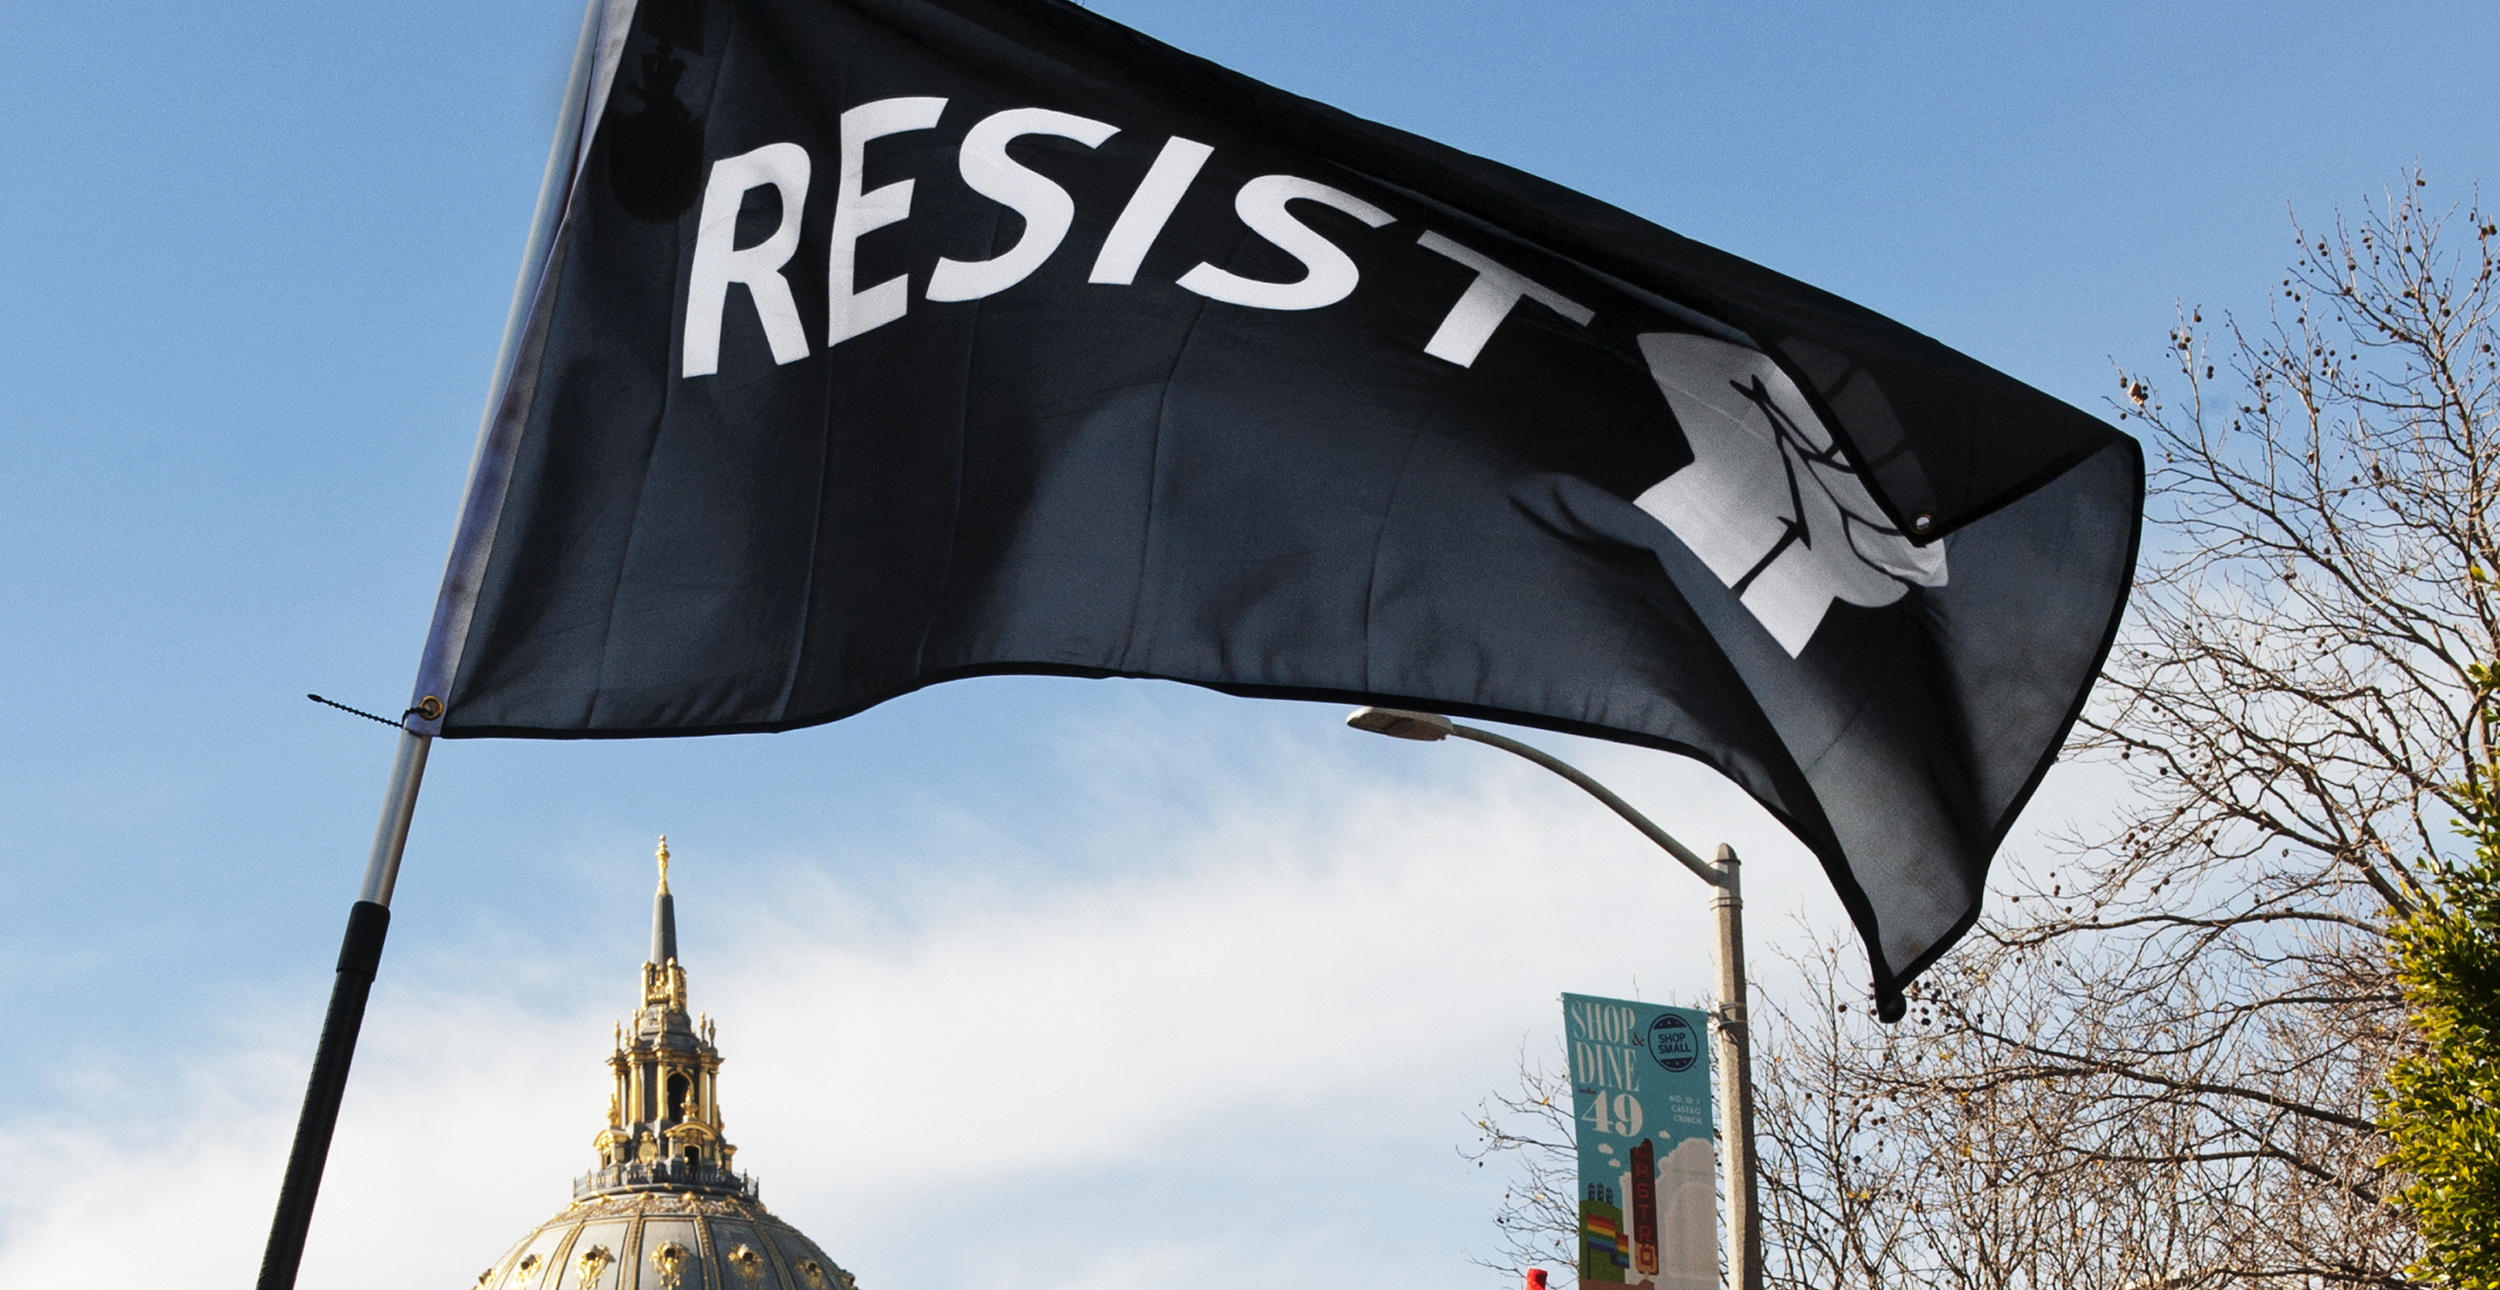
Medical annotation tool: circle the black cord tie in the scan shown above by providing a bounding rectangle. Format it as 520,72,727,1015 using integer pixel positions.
307,694,410,730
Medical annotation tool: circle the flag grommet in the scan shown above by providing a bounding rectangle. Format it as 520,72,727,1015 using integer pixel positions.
1911,512,1936,536
414,695,444,721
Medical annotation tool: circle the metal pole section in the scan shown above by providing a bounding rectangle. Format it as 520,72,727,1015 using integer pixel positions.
1711,844,1762,1290
356,730,432,906
255,729,431,1290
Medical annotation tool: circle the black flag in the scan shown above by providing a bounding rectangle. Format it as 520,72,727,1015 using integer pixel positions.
410,0,2141,1017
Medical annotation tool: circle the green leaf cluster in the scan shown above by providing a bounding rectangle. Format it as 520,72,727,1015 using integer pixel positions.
2383,672,2500,1288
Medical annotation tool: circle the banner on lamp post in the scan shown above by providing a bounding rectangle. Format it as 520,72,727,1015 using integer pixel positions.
1563,993,1716,1290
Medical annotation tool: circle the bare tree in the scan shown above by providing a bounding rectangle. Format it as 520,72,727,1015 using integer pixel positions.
1468,171,2497,1289
1753,925,2381,1290
1463,1044,1585,1283
1750,944,1918,1290
1770,167,2497,1289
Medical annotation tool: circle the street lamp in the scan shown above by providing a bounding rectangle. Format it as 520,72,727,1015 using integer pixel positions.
1345,706,1763,1290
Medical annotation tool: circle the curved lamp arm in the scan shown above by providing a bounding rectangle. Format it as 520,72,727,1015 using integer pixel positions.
1344,707,1724,888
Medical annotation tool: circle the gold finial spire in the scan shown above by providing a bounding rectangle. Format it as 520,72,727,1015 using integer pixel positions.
589,840,742,1201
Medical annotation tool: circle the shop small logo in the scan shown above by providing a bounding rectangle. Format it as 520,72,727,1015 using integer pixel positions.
1647,1012,1699,1073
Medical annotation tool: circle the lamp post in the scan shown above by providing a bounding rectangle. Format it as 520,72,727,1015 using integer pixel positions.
1344,706,1762,1290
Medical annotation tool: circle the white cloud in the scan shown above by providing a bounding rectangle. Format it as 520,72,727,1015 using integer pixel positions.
0,709,1887,1290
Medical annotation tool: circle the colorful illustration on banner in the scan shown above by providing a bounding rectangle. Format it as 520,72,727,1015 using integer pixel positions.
1564,993,1716,1290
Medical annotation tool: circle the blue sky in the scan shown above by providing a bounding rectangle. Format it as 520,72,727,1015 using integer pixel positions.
3,1,2496,1286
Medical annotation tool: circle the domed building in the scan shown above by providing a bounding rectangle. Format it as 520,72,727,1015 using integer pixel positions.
474,840,855,1290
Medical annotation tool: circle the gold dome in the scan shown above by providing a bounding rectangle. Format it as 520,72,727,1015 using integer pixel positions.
472,1190,852,1290
470,840,854,1290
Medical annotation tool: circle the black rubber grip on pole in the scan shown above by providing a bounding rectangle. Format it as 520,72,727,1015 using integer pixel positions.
334,900,389,976
256,900,390,1290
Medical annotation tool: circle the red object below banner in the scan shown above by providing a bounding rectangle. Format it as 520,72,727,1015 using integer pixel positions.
1527,1270,1550,1290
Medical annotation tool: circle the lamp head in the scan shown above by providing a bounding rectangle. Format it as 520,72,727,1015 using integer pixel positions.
1345,706,1454,742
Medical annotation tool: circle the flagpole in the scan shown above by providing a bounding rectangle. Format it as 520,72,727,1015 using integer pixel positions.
250,7,605,1282
250,1,609,1275
255,728,432,1290
1344,707,1763,1290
